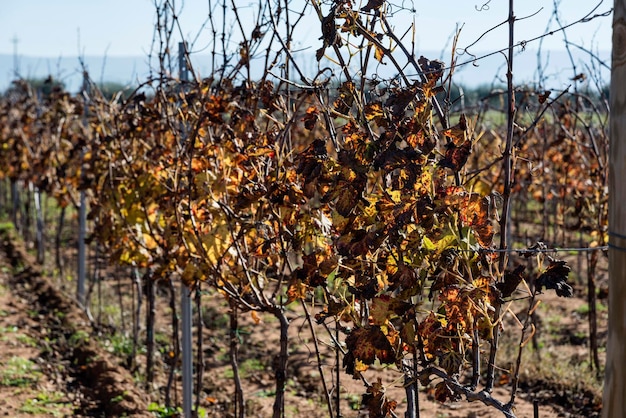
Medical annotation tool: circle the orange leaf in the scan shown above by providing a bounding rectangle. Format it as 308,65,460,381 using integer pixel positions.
302,106,320,130
250,311,262,324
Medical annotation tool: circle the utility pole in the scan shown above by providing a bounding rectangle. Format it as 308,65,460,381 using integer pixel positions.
11,35,20,77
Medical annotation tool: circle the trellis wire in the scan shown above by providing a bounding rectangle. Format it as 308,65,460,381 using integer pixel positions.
482,246,608,254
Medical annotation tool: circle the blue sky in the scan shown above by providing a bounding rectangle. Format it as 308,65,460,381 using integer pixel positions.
0,0,613,90
1,0,612,56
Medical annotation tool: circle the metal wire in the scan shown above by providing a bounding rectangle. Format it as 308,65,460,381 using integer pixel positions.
482,246,608,254
608,244,626,252
608,230,626,252
609,230,626,241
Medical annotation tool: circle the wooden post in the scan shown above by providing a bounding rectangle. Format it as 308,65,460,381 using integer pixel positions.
603,2,626,416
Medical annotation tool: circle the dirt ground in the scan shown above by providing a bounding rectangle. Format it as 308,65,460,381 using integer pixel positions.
0,226,606,417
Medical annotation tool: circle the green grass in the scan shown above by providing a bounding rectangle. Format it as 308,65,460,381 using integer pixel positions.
148,402,206,418
223,357,266,379
104,332,145,356
18,392,71,417
110,391,128,403
68,330,90,347
575,302,608,315
345,393,361,410
1,356,42,387
0,221,15,233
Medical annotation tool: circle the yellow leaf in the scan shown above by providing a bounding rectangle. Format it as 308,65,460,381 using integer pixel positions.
364,102,384,121
374,45,385,63
422,236,435,251
143,233,158,250
355,359,369,372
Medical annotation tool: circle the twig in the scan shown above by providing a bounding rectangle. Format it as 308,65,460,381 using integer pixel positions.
301,300,335,418
422,367,517,418
487,0,516,394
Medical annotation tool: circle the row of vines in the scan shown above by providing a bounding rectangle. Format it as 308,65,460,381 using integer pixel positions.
0,1,609,417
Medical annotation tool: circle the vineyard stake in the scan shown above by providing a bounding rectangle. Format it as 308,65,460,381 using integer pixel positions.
77,71,89,307
178,41,194,418
603,1,626,415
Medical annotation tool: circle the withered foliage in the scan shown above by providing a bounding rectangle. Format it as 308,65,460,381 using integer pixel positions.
0,1,602,417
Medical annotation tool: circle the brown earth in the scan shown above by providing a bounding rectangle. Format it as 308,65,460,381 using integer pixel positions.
0,229,151,417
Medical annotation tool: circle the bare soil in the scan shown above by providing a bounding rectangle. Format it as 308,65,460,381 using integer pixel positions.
0,230,151,417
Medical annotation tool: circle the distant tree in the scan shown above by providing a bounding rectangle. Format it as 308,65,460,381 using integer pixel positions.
2,76,65,97
97,81,133,101
30,76,66,96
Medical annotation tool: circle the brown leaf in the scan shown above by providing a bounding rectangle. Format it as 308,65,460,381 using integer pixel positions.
361,378,398,418
441,114,468,145
320,7,338,48
461,194,494,247
287,279,308,303
315,296,349,324
344,327,396,376
364,102,385,123
302,106,320,130
473,222,494,248
434,381,454,403
418,56,446,83
538,90,551,104
384,85,418,117
536,259,573,297
361,0,385,12
496,265,525,299
439,140,471,172
295,139,328,184
334,81,356,114
316,47,326,62
369,295,411,325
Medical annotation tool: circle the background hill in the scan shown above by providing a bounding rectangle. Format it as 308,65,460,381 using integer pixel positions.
0,48,610,93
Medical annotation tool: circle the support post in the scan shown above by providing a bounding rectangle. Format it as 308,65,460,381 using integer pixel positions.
602,2,626,416
178,41,193,418
77,72,89,306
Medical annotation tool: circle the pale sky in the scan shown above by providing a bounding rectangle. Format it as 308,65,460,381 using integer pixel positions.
0,0,614,89
1,0,612,57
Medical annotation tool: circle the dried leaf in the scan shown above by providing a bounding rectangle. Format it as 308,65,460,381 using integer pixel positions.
538,90,551,104
361,0,385,12
440,140,471,172
434,381,454,403
496,265,525,299
369,295,411,325
374,44,385,63
364,102,385,123
344,326,396,376
536,259,573,297
302,106,320,130
442,114,468,145
418,56,445,83
361,378,398,418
